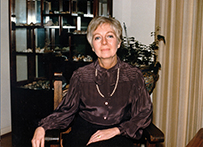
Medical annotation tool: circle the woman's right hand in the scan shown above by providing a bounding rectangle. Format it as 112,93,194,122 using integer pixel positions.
31,127,45,147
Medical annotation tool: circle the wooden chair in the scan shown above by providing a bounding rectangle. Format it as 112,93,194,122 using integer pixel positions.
186,128,203,147
45,72,164,147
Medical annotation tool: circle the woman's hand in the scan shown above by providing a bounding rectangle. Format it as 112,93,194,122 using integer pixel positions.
86,127,120,146
31,127,45,147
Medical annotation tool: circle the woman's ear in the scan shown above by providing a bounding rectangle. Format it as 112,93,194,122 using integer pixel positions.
117,42,121,49
92,48,95,52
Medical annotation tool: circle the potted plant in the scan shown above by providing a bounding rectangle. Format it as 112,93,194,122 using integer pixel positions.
117,28,165,94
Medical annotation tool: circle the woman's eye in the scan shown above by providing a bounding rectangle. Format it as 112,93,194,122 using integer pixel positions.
107,35,114,38
94,36,100,40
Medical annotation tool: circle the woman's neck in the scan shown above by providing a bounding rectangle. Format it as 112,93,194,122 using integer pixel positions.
98,55,117,69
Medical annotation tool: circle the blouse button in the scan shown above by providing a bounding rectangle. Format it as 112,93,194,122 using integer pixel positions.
104,102,108,105
103,116,107,120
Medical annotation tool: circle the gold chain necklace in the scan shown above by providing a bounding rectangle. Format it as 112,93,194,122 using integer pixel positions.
95,68,120,98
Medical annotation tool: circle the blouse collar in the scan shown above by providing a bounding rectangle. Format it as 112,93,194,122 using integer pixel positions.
94,57,121,86
94,57,121,72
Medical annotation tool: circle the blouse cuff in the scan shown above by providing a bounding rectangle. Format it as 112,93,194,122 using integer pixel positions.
38,121,49,131
117,125,125,135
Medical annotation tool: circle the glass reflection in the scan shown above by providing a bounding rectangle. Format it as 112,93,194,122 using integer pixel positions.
17,56,27,81
16,28,27,52
15,0,26,24
99,0,108,16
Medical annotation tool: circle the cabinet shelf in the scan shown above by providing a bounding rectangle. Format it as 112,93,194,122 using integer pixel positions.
44,25,76,29
15,51,68,55
42,13,93,18
15,52,34,55
15,25,43,28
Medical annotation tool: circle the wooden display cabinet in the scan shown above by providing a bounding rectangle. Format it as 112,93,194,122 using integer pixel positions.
9,0,112,146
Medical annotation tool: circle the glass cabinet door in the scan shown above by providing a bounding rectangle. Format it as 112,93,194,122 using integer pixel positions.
10,0,112,84
12,0,48,82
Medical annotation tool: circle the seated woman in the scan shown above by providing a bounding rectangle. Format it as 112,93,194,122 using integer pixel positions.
31,16,152,147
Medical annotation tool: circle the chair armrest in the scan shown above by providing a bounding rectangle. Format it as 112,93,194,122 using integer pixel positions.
45,129,60,142
186,128,203,147
45,128,72,146
144,123,164,143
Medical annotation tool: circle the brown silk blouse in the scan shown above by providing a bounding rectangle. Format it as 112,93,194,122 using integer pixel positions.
39,58,153,139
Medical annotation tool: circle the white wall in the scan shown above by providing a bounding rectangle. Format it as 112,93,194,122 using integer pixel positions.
113,0,156,45
0,0,12,135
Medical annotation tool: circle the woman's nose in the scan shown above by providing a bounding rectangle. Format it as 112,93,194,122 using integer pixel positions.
102,37,107,45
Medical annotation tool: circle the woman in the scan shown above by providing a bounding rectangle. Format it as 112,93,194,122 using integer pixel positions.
32,16,152,147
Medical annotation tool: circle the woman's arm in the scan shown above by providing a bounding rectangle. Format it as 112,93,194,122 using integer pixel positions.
38,71,81,131
118,70,153,139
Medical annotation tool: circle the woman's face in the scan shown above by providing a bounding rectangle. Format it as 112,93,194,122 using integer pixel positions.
92,23,121,59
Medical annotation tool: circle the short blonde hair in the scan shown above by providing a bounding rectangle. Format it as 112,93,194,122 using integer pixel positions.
87,16,122,47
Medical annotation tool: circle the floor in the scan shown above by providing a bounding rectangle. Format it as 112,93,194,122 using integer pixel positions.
0,133,12,147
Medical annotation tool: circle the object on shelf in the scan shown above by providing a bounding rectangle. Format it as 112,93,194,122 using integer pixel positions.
61,47,70,52
22,48,33,53
21,80,51,90
84,14,94,17
73,30,87,34
54,47,70,52
44,19,53,26
73,54,93,62
16,22,41,27
36,47,45,53
44,49,53,53
55,46,60,50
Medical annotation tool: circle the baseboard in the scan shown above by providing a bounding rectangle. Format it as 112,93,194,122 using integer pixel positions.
0,126,11,136
0,132,12,137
